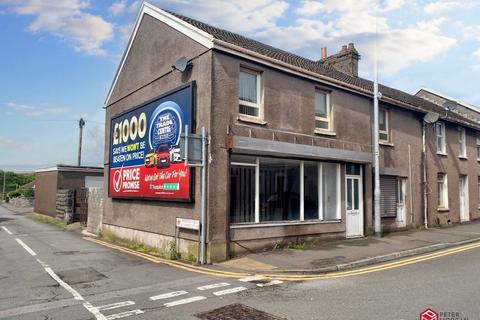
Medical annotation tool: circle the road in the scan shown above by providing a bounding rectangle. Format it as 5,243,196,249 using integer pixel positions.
1,205,479,320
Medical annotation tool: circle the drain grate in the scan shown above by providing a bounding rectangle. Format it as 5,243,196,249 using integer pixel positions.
56,267,107,285
196,304,285,320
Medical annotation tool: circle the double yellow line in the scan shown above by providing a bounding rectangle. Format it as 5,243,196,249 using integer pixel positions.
85,237,480,281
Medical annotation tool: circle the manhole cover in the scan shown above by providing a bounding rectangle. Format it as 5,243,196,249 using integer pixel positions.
196,304,285,320
56,267,107,285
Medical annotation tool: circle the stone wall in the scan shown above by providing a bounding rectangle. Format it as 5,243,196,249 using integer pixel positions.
87,187,104,234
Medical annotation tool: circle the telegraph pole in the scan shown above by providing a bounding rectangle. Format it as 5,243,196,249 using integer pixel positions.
77,118,85,166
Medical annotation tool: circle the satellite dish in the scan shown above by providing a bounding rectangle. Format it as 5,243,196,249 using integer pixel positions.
423,112,440,124
443,100,457,111
172,56,190,72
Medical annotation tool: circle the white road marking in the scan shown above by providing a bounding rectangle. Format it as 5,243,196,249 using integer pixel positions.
83,302,108,320
164,296,206,307
97,301,135,311
256,280,283,287
150,290,188,301
15,238,37,256
35,259,107,320
212,286,247,296
105,309,144,320
1,226,12,235
197,282,230,291
238,275,266,282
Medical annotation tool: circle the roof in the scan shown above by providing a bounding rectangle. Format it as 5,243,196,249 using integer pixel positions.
35,165,104,174
415,88,480,113
106,2,480,130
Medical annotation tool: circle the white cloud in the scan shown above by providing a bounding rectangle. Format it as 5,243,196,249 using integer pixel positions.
3,0,113,56
25,107,67,117
0,136,14,146
6,102,34,110
256,1,455,75
146,0,289,33
108,1,126,16
424,1,461,14
4,102,68,117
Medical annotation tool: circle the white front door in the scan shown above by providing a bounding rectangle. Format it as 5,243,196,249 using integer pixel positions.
346,169,363,238
396,178,406,227
459,175,469,222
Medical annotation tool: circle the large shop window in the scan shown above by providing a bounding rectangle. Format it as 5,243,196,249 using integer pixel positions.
230,155,341,224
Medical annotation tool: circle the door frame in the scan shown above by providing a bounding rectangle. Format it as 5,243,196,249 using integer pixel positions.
345,165,364,238
396,178,407,227
459,175,470,222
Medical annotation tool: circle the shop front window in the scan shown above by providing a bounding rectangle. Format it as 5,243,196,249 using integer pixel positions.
230,155,341,224
260,158,300,221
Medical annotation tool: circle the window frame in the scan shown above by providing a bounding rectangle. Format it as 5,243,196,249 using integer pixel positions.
476,133,480,161
436,122,446,155
229,155,341,225
379,108,389,142
437,173,449,209
458,127,467,158
238,67,263,120
314,89,332,132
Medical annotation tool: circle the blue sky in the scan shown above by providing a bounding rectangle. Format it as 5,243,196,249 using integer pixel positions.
1,0,479,171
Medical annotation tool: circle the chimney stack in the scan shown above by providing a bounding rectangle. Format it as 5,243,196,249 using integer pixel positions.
321,47,327,60
318,43,361,77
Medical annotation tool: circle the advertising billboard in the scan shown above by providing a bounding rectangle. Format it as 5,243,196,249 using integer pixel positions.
109,83,194,201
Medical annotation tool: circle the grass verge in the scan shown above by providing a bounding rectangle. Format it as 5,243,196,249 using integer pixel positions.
29,213,67,229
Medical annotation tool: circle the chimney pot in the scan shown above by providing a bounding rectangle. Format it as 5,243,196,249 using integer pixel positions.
321,47,327,60
342,45,348,51
348,42,354,49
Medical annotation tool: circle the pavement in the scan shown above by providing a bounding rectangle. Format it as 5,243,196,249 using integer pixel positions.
214,221,480,274
2,204,480,319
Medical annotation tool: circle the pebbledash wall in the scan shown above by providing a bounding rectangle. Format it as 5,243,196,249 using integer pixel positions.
102,3,480,262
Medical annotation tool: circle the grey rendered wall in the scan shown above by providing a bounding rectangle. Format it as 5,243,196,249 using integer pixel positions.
426,122,480,225
34,171,58,217
103,15,212,256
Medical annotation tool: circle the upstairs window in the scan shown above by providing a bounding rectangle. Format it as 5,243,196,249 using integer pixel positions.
458,127,466,158
239,68,262,118
315,90,332,131
379,108,389,142
436,122,446,154
477,133,480,160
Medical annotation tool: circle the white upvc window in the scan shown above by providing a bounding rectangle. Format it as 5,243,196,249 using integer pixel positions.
437,173,448,209
436,122,446,154
379,108,389,142
239,68,262,119
314,90,332,131
458,127,467,158
476,133,480,160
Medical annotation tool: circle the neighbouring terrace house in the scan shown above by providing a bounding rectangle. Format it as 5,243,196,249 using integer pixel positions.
102,2,480,262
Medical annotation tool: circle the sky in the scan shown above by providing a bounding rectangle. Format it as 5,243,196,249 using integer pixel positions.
0,0,479,171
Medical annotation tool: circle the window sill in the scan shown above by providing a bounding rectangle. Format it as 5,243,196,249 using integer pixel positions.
314,129,336,136
237,115,267,125
436,152,448,156
459,156,468,160
379,141,394,147
230,219,341,229
437,207,450,212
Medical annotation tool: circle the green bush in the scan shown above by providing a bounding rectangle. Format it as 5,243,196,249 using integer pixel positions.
20,188,34,197
7,190,21,198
